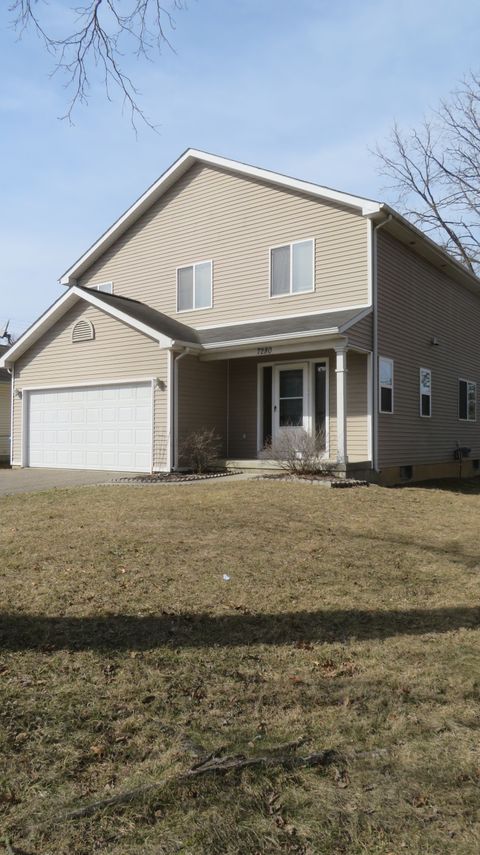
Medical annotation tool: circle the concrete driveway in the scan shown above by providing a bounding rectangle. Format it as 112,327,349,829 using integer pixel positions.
0,467,131,497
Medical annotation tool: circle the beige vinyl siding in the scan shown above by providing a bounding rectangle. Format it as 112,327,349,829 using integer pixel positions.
377,231,480,468
12,303,169,469
177,356,228,459
78,163,369,326
0,382,11,460
347,313,373,351
228,358,259,458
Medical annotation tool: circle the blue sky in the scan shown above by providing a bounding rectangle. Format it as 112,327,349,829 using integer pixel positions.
1,0,480,336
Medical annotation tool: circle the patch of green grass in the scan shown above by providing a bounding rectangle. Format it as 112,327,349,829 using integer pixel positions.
1,480,480,853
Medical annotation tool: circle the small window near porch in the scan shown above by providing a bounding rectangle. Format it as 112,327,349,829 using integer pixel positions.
379,356,393,414
419,368,432,417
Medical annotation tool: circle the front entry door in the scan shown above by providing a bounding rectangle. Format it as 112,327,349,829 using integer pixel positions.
273,363,309,438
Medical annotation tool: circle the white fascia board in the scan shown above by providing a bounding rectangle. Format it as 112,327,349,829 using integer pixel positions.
201,326,341,351
0,288,80,367
0,286,174,367
59,148,382,285
200,334,346,361
367,205,480,291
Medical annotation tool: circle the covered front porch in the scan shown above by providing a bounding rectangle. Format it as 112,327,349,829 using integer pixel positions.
175,341,372,475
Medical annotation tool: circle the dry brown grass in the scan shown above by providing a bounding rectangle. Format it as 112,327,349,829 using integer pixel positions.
1,479,480,854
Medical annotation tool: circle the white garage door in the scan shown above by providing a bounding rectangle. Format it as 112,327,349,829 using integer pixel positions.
27,382,152,472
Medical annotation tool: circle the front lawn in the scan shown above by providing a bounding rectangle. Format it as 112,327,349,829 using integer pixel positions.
1,480,479,854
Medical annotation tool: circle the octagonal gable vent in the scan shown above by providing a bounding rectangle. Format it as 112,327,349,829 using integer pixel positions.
72,318,95,342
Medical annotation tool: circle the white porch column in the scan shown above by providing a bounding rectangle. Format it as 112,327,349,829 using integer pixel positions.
335,344,348,464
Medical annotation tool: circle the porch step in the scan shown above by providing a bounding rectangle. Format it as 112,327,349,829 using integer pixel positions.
222,459,373,479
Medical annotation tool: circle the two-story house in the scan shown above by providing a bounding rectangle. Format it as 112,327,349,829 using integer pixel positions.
2,149,480,483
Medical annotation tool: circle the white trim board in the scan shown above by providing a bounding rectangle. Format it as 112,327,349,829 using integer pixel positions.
60,149,382,285
19,376,158,391
199,335,346,361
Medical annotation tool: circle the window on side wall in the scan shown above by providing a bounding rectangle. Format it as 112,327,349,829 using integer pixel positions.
459,378,476,421
420,368,432,417
379,357,394,414
270,239,314,296
177,261,212,311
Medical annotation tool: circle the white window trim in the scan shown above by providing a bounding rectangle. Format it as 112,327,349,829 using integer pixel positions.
379,356,394,414
458,377,477,422
176,260,213,313
269,238,315,299
419,367,432,418
90,282,113,294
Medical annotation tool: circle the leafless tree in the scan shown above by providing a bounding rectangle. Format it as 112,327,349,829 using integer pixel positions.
375,72,480,274
9,0,187,128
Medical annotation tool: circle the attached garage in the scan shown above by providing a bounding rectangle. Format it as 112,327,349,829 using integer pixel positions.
25,381,153,472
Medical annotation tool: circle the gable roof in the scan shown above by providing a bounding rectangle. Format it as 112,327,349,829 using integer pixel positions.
0,286,199,367
59,148,383,285
59,148,480,296
0,286,370,368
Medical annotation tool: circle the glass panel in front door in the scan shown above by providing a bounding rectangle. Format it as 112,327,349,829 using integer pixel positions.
279,368,304,426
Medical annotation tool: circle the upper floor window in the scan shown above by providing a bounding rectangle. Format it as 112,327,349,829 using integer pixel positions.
379,356,394,413
420,368,432,417
91,282,113,293
270,239,314,297
459,378,476,421
177,261,212,312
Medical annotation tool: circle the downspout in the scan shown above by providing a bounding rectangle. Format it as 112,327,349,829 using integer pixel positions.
371,213,392,472
9,364,14,467
173,347,192,470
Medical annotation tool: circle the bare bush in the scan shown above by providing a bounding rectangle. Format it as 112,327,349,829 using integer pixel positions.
179,428,222,474
264,427,334,476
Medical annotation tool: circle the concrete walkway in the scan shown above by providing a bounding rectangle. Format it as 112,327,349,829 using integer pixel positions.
0,468,256,497
0,468,132,497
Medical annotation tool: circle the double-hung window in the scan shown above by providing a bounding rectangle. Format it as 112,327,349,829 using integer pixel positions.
270,239,314,296
419,368,432,417
177,261,212,311
459,379,476,421
379,357,394,414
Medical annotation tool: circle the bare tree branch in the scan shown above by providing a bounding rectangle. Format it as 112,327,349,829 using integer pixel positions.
8,0,188,130
375,72,480,274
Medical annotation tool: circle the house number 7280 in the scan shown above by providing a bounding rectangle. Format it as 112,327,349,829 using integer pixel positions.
257,346,273,355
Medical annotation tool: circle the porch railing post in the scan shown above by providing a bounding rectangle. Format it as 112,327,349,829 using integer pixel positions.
335,344,348,465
